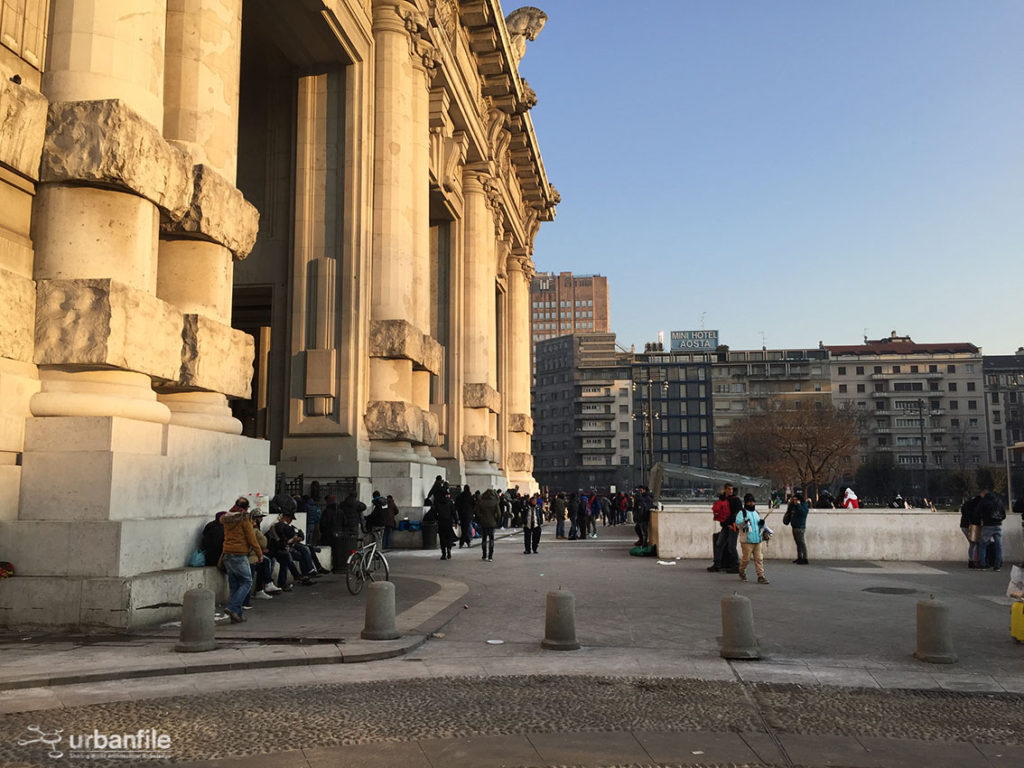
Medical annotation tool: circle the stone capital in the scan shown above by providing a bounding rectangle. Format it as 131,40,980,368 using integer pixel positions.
161,164,260,260
178,315,254,399
34,279,182,382
366,400,427,443
41,100,193,221
507,452,534,473
508,413,533,434
463,382,501,413
462,434,499,463
370,319,443,375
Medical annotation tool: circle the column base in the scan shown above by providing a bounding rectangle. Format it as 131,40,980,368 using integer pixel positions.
158,391,242,434
369,458,444,510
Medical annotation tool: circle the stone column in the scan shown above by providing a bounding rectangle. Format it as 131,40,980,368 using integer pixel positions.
157,0,247,434
32,0,174,424
506,252,536,490
461,169,502,487
367,1,442,506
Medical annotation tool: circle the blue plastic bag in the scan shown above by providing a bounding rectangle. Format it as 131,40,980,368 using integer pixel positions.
188,548,206,567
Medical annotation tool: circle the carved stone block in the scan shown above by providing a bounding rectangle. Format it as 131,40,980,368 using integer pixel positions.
508,452,533,473
463,382,501,413
34,279,181,381
417,334,444,376
420,409,440,447
0,79,48,180
161,164,260,260
370,319,443,375
508,412,533,434
462,434,498,463
365,400,424,443
0,268,35,363
180,315,254,399
41,100,192,220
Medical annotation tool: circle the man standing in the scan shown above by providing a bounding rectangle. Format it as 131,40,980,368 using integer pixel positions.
786,492,810,564
977,488,1006,571
633,486,652,547
551,492,567,539
456,485,475,548
220,496,262,623
522,493,543,554
475,488,500,561
712,483,741,573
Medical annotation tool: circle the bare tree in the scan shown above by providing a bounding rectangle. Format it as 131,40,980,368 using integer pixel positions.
718,402,861,493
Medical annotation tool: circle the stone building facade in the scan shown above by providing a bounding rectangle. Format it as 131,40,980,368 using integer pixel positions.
0,0,556,629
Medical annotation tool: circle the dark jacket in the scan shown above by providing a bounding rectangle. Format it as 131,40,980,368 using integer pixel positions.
319,501,341,540
475,489,500,528
455,488,475,522
978,494,1005,526
201,517,225,563
366,496,387,529
340,495,367,532
786,500,809,529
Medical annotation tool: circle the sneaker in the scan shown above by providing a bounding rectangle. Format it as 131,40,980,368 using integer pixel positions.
725,568,740,574
264,584,282,594
487,556,493,561
242,604,253,610
994,567,1002,572
255,590,273,600
300,577,313,586
758,577,770,585
226,608,245,623
738,572,747,582
707,566,722,572
280,584,293,592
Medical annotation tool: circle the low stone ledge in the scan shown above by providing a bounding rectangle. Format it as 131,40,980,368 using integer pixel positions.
34,278,181,381
0,267,35,363
508,412,533,433
41,99,192,220
462,434,499,462
370,320,442,375
507,452,533,472
179,315,254,398
160,164,260,260
0,78,48,180
365,400,425,443
463,382,501,413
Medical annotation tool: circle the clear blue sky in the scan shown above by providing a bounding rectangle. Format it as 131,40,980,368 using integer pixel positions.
519,0,1024,354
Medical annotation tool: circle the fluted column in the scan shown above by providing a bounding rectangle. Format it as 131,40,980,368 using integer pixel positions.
31,0,172,424
506,252,535,487
366,1,443,503
461,169,501,480
157,0,245,434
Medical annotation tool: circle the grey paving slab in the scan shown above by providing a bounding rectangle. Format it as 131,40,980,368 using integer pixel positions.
777,733,885,767
304,741,431,768
417,734,542,768
177,749,308,768
526,730,650,765
973,741,1024,768
856,736,990,768
807,666,882,688
739,731,789,766
634,729,764,765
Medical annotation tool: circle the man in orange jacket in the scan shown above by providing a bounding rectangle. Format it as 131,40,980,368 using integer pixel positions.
220,496,262,623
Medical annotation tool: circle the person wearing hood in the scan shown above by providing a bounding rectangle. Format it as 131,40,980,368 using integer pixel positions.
433,485,458,560
735,493,769,584
456,485,475,548
220,496,263,622
475,488,501,561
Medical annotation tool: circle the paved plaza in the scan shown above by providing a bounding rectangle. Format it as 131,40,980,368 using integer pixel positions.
2,526,1023,767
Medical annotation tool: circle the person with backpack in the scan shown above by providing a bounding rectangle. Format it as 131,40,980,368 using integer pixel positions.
707,490,732,572
735,493,770,584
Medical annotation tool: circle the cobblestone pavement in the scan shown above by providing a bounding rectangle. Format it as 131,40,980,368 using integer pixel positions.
2,675,1023,767
2,526,1023,767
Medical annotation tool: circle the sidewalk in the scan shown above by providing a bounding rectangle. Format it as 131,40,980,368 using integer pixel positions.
1,528,1022,767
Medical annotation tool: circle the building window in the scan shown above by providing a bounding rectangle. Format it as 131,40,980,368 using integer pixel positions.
948,383,957,392
873,366,882,374
893,365,901,373
857,384,865,393
929,365,938,373
967,382,975,391
949,401,959,410
968,400,977,410
910,365,919,373
947,364,956,373
856,366,864,375
838,366,847,375
839,384,848,393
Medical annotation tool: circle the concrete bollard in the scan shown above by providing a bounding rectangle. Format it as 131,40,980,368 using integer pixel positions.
176,588,217,653
361,581,400,640
720,593,760,660
541,588,580,650
914,596,957,664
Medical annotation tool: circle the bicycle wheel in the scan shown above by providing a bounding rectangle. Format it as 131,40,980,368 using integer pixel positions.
346,552,365,595
368,550,389,582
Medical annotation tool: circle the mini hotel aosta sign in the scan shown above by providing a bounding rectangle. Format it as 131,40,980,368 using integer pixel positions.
670,330,719,352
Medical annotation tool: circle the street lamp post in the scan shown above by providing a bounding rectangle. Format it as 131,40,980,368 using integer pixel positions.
634,373,668,489
917,399,928,501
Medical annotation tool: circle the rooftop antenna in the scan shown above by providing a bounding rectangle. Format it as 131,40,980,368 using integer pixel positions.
700,311,706,330
759,330,766,351
863,327,869,344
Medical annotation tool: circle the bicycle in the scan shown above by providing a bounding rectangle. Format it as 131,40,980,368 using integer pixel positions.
345,536,390,595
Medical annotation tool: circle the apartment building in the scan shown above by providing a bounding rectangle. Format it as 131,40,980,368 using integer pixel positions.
983,350,1024,465
827,333,989,473
529,272,610,372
